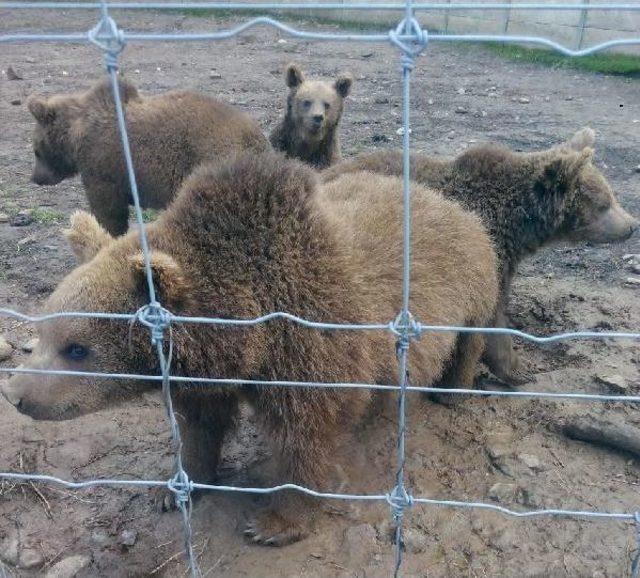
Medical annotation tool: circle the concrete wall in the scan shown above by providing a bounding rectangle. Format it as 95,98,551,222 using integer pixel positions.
283,0,640,55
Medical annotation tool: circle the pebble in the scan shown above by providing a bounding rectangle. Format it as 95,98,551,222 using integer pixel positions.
595,373,630,393
46,555,91,578
518,453,543,471
22,337,39,353
544,96,551,102
427,98,434,105
209,71,222,80
455,106,468,114
118,529,137,547
19,548,44,569
6,66,23,81
625,276,640,287
0,535,19,565
565,95,574,101
518,97,530,104
90,529,111,548
277,38,287,44
10,98,21,105
0,336,13,361
10,210,33,227
456,87,466,95
488,482,518,503
0,213,8,223
635,165,640,173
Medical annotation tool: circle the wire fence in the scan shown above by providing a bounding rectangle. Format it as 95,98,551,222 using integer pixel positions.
1,1,640,577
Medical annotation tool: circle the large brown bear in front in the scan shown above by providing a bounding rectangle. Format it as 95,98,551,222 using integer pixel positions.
27,78,269,235
270,63,352,169
323,128,638,383
2,152,497,545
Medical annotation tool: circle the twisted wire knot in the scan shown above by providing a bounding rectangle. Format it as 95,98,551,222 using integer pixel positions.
388,17,428,70
168,469,193,507
88,10,125,70
386,484,414,525
131,303,173,347
390,311,421,356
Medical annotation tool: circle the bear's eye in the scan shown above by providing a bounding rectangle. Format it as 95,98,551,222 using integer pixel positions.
63,343,89,361
302,100,312,109
324,102,331,111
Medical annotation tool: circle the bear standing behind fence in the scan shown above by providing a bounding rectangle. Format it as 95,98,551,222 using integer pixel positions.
270,63,352,169
2,151,497,546
26,77,269,236
323,128,639,385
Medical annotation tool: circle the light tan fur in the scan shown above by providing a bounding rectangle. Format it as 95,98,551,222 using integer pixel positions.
3,153,497,545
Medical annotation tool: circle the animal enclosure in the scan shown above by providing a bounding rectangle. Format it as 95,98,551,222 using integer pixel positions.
1,2,640,577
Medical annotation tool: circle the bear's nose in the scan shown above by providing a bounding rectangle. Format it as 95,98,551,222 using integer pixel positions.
312,114,324,124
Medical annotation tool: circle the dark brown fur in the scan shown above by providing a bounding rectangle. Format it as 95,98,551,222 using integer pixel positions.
27,78,269,235
3,152,497,544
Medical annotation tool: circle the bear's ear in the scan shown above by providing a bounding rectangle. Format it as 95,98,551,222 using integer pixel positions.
129,252,191,310
540,148,594,194
563,127,596,152
27,95,55,124
334,74,353,98
286,63,305,89
63,211,114,264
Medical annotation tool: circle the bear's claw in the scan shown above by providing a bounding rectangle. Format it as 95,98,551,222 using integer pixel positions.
245,511,307,547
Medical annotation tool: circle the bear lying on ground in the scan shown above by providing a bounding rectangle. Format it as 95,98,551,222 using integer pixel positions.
323,128,639,383
2,152,497,545
27,77,269,236
270,63,352,169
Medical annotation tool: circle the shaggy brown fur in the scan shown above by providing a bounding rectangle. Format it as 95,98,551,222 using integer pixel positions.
323,129,638,383
269,64,352,169
3,152,497,545
27,78,269,235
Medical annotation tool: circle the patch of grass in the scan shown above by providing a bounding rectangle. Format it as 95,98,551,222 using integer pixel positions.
30,207,65,224
484,42,640,77
129,206,160,223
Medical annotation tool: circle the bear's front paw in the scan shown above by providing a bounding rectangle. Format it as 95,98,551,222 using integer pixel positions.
244,510,308,546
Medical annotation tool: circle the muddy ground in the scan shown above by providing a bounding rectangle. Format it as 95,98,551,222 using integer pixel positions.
1,7,640,578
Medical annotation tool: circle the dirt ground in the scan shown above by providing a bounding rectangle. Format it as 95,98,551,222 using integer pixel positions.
1,7,640,578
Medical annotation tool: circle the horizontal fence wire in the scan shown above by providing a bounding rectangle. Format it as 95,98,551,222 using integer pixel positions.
3,2,640,10
1,1,640,576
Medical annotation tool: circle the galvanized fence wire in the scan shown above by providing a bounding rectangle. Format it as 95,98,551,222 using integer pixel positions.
0,1,640,577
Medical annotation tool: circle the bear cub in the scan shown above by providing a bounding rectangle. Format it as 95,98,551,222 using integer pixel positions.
27,77,269,235
270,63,352,169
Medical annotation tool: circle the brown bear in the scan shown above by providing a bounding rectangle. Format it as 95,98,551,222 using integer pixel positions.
27,77,269,236
323,128,638,384
2,152,497,545
269,63,352,169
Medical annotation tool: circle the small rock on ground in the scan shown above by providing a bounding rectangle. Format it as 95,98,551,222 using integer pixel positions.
118,529,137,547
488,482,518,503
595,373,629,393
19,548,44,569
0,336,13,361
10,210,33,227
22,337,39,353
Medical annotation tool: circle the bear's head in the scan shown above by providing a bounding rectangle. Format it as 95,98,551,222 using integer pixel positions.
284,63,352,144
26,79,139,186
554,128,638,243
26,93,83,186
1,212,191,420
